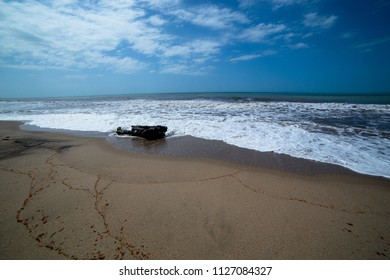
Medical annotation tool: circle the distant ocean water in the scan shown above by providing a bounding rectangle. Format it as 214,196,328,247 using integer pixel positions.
0,92,389,178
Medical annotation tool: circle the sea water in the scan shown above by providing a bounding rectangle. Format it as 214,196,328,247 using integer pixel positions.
0,92,389,178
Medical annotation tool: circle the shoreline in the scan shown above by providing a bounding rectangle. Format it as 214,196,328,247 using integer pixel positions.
109,135,374,178
23,122,388,179
1,121,389,259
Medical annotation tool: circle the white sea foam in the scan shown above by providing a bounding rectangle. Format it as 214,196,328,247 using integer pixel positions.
0,98,389,178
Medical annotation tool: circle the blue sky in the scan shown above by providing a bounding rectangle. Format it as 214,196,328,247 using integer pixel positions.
0,0,390,97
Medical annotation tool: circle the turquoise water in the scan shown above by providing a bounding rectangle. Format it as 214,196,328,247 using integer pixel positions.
3,92,389,104
100,92,390,104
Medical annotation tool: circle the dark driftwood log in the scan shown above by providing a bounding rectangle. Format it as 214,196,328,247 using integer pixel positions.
116,125,168,140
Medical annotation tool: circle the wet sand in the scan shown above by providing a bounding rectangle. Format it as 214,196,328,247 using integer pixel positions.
0,121,389,259
108,134,362,175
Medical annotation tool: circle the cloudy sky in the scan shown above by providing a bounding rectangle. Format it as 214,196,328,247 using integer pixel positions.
1,0,389,97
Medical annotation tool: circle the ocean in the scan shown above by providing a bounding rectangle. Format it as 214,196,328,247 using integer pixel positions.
0,92,389,178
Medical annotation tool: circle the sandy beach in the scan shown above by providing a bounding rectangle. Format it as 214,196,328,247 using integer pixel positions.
0,121,389,260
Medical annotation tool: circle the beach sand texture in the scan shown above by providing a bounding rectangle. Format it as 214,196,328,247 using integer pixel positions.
0,121,389,260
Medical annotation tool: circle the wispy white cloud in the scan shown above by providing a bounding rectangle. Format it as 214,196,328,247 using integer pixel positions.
239,0,310,9
0,0,336,76
229,50,277,62
0,0,151,72
240,23,287,42
160,63,189,74
148,15,167,26
288,42,309,49
160,61,212,75
303,12,337,29
283,32,297,41
162,45,192,58
159,39,222,74
354,36,390,50
139,0,181,10
230,54,264,62
188,40,222,56
162,39,221,58
0,0,240,75
64,74,87,80
170,5,249,30
0,64,49,71
270,0,306,9
238,0,258,8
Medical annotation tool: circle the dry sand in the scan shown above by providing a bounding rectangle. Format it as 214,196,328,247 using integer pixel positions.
0,121,389,260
